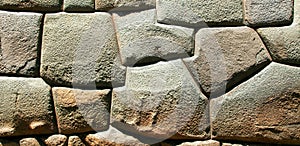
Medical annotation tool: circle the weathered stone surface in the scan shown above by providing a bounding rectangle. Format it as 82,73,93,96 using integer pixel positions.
0,139,18,146
178,140,220,146
156,0,243,27
52,87,110,134
211,62,300,144
257,0,300,65
68,136,85,146
113,9,194,66
41,13,124,88
64,0,94,12
0,0,61,12
85,126,148,146
20,138,40,146
243,0,293,26
44,134,67,146
0,77,56,137
112,60,209,142
184,27,271,96
0,11,42,76
95,0,155,11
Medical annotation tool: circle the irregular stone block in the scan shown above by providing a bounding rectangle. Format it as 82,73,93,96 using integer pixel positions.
211,62,300,144
156,0,243,27
0,139,18,146
113,9,194,66
63,0,94,12
44,134,67,146
95,0,155,11
257,0,300,65
112,60,210,142
68,136,85,146
243,0,293,26
0,0,61,12
41,13,124,88
0,11,42,76
178,140,220,146
0,77,56,137
184,27,271,96
52,87,110,134
20,138,40,146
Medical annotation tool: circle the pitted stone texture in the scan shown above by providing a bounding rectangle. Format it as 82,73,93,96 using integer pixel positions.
41,13,124,88
52,87,110,134
20,138,40,146
0,11,42,76
95,0,155,11
211,62,300,145
44,134,67,146
184,27,271,96
68,136,85,146
64,0,94,12
0,77,56,137
243,0,293,26
178,140,220,146
0,0,61,12
157,0,243,27
257,0,300,66
112,60,209,141
113,9,194,66
85,126,148,146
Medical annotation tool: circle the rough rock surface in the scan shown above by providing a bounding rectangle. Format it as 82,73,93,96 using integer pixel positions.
244,0,294,26
52,87,110,134
44,134,67,146
210,62,300,145
257,0,300,65
184,27,271,96
113,9,194,66
0,11,42,76
0,77,56,137
64,0,94,12
0,0,61,12
95,0,155,11
19,138,40,146
178,140,220,146
112,60,209,142
68,136,85,146
41,13,124,88
156,0,243,27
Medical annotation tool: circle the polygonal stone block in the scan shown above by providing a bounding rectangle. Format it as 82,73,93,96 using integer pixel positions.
0,0,62,12
211,62,300,145
0,11,42,76
113,9,194,66
95,0,155,11
156,0,243,27
52,87,110,134
184,27,271,96
63,0,94,12
44,134,67,146
0,77,56,137
68,136,85,146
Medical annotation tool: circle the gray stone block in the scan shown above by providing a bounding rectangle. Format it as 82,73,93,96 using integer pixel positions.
63,0,94,12
0,0,62,12
95,0,155,11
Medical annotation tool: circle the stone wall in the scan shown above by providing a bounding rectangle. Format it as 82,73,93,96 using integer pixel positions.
0,0,299,145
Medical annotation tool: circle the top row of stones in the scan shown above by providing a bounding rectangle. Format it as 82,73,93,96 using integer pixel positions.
0,0,294,27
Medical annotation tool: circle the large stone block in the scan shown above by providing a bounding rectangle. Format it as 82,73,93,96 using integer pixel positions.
184,27,271,96
243,0,294,26
0,0,61,12
95,0,155,11
211,62,300,144
63,0,94,12
0,11,42,76
113,9,194,66
257,0,300,65
52,87,110,134
156,0,243,27
112,60,210,143
41,13,125,88
0,77,56,137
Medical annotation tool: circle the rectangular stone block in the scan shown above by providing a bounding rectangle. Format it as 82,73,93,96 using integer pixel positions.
0,11,42,77
0,0,62,12
0,77,56,137
95,0,155,11
63,0,94,12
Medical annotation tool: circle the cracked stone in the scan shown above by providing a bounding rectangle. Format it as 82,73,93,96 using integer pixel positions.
184,26,271,96
210,62,300,145
113,9,194,66
112,60,210,143
52,87,110,134
63,0,94,12
95,0,155,11
0,77,56,137
0,11,42,76
0,0,61,12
